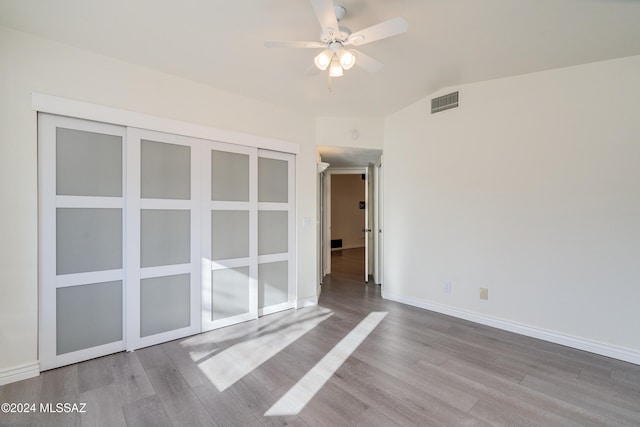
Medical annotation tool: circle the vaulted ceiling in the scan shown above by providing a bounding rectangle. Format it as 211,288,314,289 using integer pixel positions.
2,0,640,118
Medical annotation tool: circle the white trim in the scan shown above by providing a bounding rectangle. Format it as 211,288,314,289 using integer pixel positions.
211,258,251,271
258,253,289,264
125,129,141,352
38,114,57,369
41,341,125,371
327,167,369,175
135,326,201,350
324,167,368,277
211,201,251,211
373,156,383,286
382,292,640,366
296,295,318,309
32,93,299,154
0,362,40,386
206,312,257,331
56,269,124,288
258,202,289,211
140,264,192,279
140,199,194,210
259,302,296,317
56,196,123,209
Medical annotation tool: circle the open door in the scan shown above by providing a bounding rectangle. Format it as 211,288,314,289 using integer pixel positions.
373,156,383,285
363,170,370,282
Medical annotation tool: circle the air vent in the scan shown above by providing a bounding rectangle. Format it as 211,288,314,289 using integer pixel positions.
431,91,459,114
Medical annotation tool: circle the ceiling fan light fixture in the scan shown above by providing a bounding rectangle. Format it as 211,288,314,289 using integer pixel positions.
339,49,356,70
329,57,344,77
314,50,332,70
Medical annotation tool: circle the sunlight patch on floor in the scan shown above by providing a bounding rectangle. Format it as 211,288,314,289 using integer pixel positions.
198,308,333,391
265,311,388,416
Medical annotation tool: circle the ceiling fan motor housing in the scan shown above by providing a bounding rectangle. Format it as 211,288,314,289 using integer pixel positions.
320,26,351,45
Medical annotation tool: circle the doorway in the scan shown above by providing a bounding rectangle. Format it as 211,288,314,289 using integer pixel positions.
322,167,372,283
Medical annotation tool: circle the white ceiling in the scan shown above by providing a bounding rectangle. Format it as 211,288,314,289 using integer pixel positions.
2,0,640,118
318,146,382,168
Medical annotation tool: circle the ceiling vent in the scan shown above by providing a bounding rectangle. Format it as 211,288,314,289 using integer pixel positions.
431,91,459,114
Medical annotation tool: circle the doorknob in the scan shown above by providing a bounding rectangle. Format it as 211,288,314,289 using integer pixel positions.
362,228,372,232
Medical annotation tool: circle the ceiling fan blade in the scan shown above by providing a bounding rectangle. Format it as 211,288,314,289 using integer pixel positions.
346,17,408,46
264,40,325,49
352,50,384,73
310,0,339,36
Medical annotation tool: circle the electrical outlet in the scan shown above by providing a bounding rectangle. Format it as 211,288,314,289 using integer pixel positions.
479,288,489,300
443,281,452,294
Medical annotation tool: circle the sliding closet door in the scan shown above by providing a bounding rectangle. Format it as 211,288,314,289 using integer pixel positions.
258,150,296,316
202,143,258,331
40,112,298,368
126,129,201,350
39,114,126,370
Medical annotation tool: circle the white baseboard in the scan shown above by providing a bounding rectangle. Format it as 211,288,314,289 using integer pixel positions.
382,292,640,366
297,295,318,309
0,361,40,386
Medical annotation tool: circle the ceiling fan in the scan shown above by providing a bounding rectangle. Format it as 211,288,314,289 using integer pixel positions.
264,0,408,84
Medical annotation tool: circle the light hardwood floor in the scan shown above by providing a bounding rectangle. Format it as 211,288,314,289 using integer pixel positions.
2,248,639,426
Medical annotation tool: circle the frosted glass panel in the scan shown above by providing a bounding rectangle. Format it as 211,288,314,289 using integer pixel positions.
57,208,122,275
56,127,122,197
211,267,250,321
141,210,190,267
211,150,249,201
258,211,288,255
141,140,190,200
56,281,123,355
140,274,190,337
259,261,288,309
258,157,288,202
211,211,249,260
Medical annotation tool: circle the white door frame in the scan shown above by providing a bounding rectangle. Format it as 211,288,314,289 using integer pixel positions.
324,167,370,281
373,156,383,285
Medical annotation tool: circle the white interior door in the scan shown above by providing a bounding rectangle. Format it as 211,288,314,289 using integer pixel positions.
257,150,296,316
373,157,383,285
39,114,126,370
126,128,202,350
364,170,370,282
202,143,258,331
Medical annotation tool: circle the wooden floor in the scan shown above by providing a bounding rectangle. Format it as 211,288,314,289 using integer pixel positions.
2,248,640,426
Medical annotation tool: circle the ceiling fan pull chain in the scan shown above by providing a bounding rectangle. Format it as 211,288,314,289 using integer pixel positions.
328,74,332,92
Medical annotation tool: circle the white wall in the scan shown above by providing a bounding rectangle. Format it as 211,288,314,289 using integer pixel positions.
0,26,317,378
316,117,383,149
384,55,640,358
